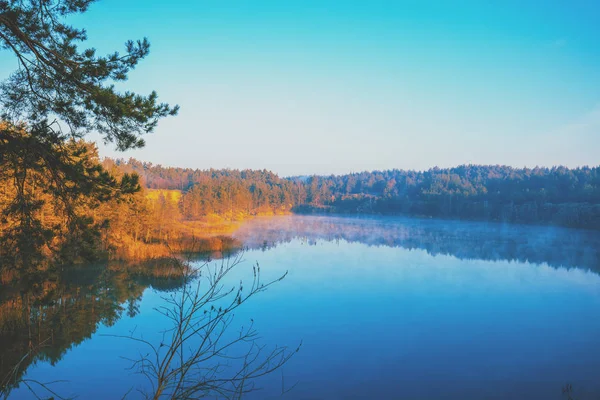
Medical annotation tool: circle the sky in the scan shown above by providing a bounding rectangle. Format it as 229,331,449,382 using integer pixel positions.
2,0,600,175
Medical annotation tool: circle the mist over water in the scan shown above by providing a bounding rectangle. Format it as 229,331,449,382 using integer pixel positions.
233,215,600,271
4,215,600,399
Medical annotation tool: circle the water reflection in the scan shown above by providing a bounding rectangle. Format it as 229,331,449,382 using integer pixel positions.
229,216,600,400
232,215,600,272
0,263,185,397
2,215,600,399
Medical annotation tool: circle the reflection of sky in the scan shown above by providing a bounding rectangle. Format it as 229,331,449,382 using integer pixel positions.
237,239,600,400
15,217,600,400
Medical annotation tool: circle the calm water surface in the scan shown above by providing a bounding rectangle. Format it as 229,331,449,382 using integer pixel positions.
3,215,600,399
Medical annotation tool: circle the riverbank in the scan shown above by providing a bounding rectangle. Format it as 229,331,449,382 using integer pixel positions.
107,210,290,261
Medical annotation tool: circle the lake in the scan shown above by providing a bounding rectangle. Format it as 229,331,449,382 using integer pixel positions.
2,215,600,399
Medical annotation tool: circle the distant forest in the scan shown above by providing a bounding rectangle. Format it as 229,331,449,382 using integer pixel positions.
115,159,600,230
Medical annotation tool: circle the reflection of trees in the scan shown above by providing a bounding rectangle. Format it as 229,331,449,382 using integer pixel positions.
0,265,185,397
233,216,600,271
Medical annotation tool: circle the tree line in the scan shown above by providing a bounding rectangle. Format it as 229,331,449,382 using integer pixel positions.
111,158,307,217
116,159,600,230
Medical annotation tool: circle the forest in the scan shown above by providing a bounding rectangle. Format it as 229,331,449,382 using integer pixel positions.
115,158,600,230
297,165,600,229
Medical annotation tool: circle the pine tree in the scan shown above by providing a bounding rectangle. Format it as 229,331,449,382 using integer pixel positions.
0,1,177,265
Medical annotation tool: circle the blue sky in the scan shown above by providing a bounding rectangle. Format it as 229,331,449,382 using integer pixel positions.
2,0,600,175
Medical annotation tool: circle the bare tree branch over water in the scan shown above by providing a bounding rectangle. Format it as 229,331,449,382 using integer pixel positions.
107,252,300,399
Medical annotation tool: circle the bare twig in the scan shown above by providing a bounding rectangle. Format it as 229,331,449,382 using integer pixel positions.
107,248,300,399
